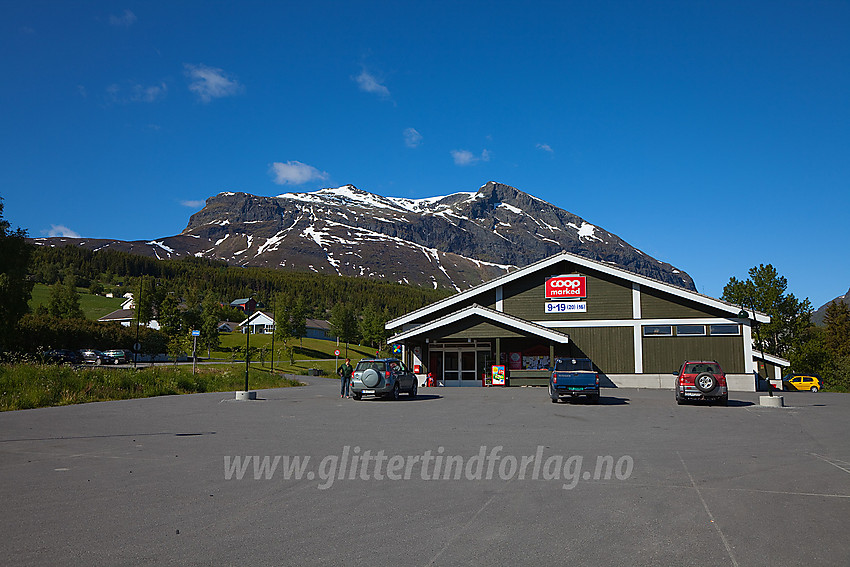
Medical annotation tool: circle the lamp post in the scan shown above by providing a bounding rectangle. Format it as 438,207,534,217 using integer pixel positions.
245,311,251,393
235,301,257,401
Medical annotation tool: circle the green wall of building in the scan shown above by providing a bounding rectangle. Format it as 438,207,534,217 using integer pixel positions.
642,335,745,374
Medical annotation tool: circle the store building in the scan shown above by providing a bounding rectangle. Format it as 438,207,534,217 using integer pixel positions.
386,251,775,392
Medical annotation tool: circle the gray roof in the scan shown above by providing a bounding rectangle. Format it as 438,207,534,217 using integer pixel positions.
98,309,135,322
306,318,331,330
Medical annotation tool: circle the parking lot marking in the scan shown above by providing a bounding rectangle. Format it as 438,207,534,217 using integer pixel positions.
810,453,850,476
677,451,739,567
576,481,850,500
425,491,501,566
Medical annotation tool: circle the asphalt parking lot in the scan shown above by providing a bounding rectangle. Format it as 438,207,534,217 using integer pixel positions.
1,379,849,566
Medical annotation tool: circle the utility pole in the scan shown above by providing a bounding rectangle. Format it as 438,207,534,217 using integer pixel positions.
134,275,143,369
270,299,276,376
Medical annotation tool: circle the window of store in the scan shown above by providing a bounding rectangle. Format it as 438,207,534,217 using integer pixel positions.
643,325,672,336
709,324,740,336
676,324,706,336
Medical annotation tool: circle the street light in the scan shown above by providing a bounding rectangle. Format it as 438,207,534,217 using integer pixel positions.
235,299,257,401
245,309,251,393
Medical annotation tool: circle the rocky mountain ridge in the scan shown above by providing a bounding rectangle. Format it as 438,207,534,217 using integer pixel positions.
812,287,850,326
34,181,696,292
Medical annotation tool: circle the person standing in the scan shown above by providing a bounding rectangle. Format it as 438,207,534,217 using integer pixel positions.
338,358,353,398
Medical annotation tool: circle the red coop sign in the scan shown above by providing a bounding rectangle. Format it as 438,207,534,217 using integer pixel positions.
545,275,587,299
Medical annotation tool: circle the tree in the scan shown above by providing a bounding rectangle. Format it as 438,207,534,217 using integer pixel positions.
48,275,84,319
823,300,850,359
158,293,185,365
134,276,157,327
158,294,183,339
788,326,832,378
359,302,388,349
181,286,203,331
291,296,307,346
0,198,34,349
329,302,359,357
273,294,297,365
89,281,104,296
721,264,812,357
199,294,221,357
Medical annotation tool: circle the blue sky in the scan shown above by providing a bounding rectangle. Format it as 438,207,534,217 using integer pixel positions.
2,1,848,308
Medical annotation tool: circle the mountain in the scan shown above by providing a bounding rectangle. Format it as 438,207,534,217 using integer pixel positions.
812,287,850,326
33,181,696,292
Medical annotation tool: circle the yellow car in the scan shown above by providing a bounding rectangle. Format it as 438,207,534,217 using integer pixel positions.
782,374,822,392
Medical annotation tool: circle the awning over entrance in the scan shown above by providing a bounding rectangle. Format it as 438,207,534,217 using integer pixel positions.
387,303,570,345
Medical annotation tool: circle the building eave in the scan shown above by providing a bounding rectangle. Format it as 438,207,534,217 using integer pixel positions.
388,304,570,344
385,250,770,329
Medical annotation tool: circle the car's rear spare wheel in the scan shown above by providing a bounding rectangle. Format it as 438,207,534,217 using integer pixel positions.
695,372,716,393
361,368,380,388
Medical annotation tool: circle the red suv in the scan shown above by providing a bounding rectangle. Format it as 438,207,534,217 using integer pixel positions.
675,361,728,406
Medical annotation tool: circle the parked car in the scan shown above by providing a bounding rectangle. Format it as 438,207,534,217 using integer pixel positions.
549,358,600,403
782,373,821,392
104,349,132,364
78,349,116,366
42,349,82,365
674,360,728,406
350,358,417,400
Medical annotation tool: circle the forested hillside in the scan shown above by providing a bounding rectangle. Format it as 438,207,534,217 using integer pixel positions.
30,245,452,319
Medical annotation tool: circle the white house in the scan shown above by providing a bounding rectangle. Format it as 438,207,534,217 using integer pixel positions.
240,311,276,334
97,293,160,330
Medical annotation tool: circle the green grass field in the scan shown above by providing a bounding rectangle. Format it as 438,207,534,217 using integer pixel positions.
208,333,387,377
26,284,390,378
29,283,124,320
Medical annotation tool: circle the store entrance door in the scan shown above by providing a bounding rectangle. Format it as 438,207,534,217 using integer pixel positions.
432,344,487,386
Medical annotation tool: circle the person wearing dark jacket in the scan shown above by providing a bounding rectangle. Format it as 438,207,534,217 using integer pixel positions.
337,358,353,398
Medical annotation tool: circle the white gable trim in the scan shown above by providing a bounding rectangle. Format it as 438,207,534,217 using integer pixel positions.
388,305,570,344
240,311,275,327
752,350,790,367
386,251,770,329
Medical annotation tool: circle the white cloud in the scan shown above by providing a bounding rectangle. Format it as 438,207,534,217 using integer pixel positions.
536,143,554,153
451,149,491,166
403,128,422,148
109,10,137,27
355,69,390,98
270,161,329,185
185,64,244,103
181,200,205,208
131,83,167,103
45,225,81,238
105,82,167,104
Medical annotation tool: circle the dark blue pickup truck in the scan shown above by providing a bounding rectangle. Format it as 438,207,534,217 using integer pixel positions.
549,358,600,404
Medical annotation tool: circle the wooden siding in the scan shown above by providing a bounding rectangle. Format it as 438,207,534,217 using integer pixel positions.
436,318,524,341
640,286,731,319
642,335,745,374
503,261,632,321
555,326,635,374
402,289,498,329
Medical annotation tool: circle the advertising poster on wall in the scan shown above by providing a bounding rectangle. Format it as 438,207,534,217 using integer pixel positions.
508,352,522,370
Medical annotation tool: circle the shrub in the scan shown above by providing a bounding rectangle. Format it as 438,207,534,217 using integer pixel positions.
0,364,302,411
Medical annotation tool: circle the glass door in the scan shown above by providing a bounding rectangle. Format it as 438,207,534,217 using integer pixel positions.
460,351,478,386
443,351,459,385
430,345,488,387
